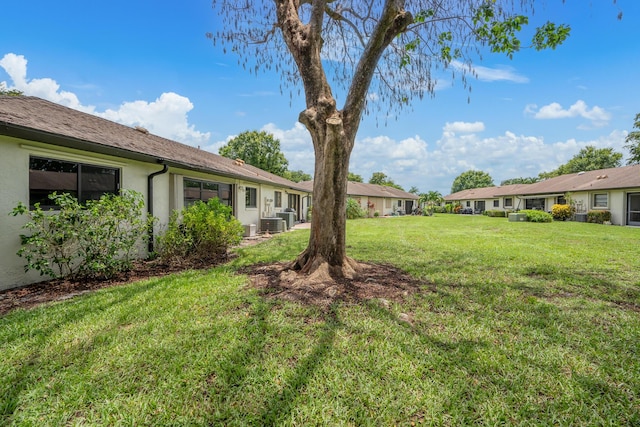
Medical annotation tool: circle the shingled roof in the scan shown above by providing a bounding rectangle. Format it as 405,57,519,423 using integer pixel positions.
0,96,309,192
444,164,640,200
297,180,419,199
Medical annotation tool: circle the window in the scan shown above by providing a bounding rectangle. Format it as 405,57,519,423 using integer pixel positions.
525,198,545,210
493,200,499,208
29,156,119,209
466,201,470,207
557,195,567,205
504,197,513,208
593,193,608,208
184,178,232,207
274,191,282,208
245,187,257,208
398,200,402,207
385,199,391,209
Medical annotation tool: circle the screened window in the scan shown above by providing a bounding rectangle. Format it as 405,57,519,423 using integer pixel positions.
593,193,608,208
245,187,257,208
504,197,513,208
466,201,471,207
274,191,282,208
29,156,119,209
493,200,499,208
525,198,545,210
557,195,567,205
183,178,232,207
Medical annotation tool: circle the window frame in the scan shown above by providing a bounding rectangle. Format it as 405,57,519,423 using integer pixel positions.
493,199,500,208
183,178,232,207
274,191,282,208
504,197,513,208
245,187,257,208
29,156,120,210
592,193,608,209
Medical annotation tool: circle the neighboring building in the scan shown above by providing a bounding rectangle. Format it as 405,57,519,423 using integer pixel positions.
0,96,311,289
444,165,640,226
298,181,420,217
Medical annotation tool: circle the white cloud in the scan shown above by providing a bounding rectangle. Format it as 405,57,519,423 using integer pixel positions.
526,100,611,127
0,52,210,145
443,121,485,134
451,61,529,83
97,93,210,146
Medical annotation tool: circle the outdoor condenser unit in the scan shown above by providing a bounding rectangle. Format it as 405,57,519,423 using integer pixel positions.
260,218,285,233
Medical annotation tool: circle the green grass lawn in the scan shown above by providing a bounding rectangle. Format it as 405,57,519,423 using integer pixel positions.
2,215,639,425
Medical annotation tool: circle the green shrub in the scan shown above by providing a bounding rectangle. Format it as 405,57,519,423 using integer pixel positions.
551,204,572,221
156,198,243,262
587,210,612,224
520,209,553,223
374,210,380,217
306,206,312,222
346,198,366,219
433,206,447,214
11,190,149,280
485,210,506,218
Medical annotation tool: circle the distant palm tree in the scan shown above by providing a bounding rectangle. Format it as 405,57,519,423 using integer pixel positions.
419,191,443,215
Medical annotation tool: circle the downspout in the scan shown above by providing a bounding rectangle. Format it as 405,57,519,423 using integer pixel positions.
147,163,169,253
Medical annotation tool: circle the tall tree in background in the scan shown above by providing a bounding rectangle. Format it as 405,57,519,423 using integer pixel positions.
219,130,289,177
369,172,404,191
538,145,623,179
624,113,640,165
284,169,313,183
209,1,571,281
500,177,540,185
451,170,494,194
348,172,364,183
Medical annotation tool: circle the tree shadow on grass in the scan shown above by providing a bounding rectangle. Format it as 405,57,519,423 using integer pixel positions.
0,276,174,422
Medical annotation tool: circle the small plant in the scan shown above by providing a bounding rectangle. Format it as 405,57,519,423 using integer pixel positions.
520,209,553,223
346,198,366,219
587,210,611,224
156,198,243,263
551,204,572,221
484,210,506,218
374,210,380,217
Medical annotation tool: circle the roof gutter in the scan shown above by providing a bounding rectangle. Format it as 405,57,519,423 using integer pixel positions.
147,162,169,253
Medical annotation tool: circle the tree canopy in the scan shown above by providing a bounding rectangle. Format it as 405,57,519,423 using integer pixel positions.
500,177,540,186
347,172,364,183
368,172,404,191
451,170,494,194
624,113,640,165
219,130,289,177
284,169,312,183
539,145,623,179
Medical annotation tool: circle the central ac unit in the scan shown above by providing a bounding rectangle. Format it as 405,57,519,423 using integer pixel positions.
261,218,285,233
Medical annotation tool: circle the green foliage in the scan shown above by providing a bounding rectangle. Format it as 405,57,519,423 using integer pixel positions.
520,210,553,223
484,210,507,218
348,172,363,183
10,191,149,280
500,177,540,185
450,170,494,194
0,83,23,96
368,172,404,191
306,206,313,222
219,130,289,177
551,204,573,221
156,198,243,262
624,113,640,165
283,169,312,182
346,198,366,220
539,146,623,179
587,210,612,224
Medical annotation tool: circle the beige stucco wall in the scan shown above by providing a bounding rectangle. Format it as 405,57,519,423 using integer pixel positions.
0,136,310,290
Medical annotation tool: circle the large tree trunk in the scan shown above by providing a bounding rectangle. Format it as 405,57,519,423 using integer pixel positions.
290,112,361,280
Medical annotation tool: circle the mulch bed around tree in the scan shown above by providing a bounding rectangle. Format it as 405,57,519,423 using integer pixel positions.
0,234,429,316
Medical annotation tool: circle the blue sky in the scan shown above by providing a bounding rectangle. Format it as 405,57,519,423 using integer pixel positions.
2,0,638,195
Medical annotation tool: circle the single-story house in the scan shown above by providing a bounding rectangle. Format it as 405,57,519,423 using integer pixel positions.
297,181,420,217
444,164,640,226
0,96,312,290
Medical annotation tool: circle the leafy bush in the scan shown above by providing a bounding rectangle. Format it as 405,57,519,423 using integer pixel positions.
346,198,366,219
520,209,553,223
306,206,312,222
484,210,506,217
156,198,243,262
587,210,612,224
11,191,149,280
551,204,573,221
433,206,447,214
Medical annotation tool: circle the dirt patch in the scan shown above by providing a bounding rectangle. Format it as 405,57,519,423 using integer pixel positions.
242,262,427,311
